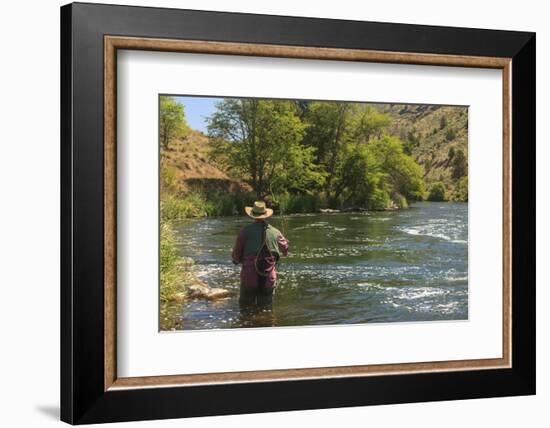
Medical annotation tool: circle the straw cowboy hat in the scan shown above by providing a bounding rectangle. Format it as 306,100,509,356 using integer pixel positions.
245,201,273,219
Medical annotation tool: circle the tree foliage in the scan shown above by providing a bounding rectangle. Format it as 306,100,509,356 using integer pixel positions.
427,181,447,201
337,144,390,209
207,99,322,198
404,131,421,155
368,136,425,201
454,176,468,202
451,149,467,179
301,102,354,194
336,136,424,209
206,98,428,210
160,96,189,149
445,128,457,142
350,105,392,142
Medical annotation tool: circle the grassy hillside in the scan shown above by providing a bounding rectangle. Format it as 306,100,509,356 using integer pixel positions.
377,104,468,200
161,129,253,218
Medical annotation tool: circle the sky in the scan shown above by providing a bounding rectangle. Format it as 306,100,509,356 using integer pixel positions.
173,96,222,133
170,95,463,134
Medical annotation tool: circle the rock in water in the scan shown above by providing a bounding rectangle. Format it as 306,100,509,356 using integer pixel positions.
186,281,230,300
186,282,210,299
205,288,231,300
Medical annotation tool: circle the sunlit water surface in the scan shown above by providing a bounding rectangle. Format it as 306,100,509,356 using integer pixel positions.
168,202,468,330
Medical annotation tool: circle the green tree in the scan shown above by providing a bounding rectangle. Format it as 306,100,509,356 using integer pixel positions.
451,149,467,179
440,115,448,129
160,96,189,149
350,105,391,142
303,103,391,197
367,136,425,202
302,102,354,195
427,181,447,201
207,99,320,198
454,176,468,202
336,136,425,209
336,145,390,209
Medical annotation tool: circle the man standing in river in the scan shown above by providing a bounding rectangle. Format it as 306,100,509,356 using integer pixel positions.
231,201,289,312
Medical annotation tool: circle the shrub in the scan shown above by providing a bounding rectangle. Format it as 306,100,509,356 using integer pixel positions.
445,128,457,142
276,192,327,214
392,193,408,209
160,220,185,303
451,149,467,179
161,192,207,220
203,191,254,217
448,146,455,160
454,176,468,202
427,181,447,201
160,164,179,192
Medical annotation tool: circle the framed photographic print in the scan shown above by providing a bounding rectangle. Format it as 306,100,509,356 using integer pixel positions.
60,2,535,424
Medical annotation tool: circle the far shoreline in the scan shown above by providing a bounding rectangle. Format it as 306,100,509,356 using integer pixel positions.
169,200,468,220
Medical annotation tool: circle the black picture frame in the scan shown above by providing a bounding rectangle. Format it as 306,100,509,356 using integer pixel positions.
61,2,535,424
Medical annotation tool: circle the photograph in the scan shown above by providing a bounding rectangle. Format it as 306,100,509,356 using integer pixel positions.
159,95,469,331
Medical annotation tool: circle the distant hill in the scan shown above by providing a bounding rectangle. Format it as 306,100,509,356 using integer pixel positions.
377,104,468,197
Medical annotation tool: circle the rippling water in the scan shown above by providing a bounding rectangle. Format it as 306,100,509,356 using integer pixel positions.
170,202,468,330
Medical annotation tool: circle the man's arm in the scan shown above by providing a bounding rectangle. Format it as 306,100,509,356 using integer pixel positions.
231,229,245,264
277,233,289,256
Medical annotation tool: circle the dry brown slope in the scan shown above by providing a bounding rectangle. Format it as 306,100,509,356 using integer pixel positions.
161,129,249,194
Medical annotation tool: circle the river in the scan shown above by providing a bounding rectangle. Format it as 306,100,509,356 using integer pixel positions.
168,202,468,330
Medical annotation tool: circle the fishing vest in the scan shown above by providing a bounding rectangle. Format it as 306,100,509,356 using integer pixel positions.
241,222,282,259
